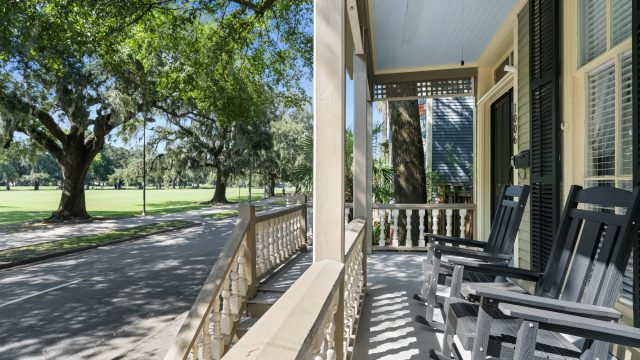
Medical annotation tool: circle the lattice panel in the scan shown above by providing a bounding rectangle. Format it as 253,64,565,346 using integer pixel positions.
373,78,473,101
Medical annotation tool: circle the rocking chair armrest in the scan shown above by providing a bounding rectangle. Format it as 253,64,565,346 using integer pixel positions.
431,245,511,263
426,234,487,248
443,258,542,281
468,285,622,321
498,303,640,348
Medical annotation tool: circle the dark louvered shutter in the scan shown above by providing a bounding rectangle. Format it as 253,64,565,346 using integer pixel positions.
632,0,640,328
529,0,560,272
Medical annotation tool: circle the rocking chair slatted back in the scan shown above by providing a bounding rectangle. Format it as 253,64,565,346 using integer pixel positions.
536,185,640,311
485,185,530,257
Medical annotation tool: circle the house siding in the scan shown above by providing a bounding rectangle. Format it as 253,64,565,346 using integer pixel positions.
431,97,474,188
517,6,531,270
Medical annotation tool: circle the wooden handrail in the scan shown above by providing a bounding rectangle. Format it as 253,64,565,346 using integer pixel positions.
372,203,475,210
255,203,305,223
164,218,250,360
345,219,365,257
223,260,345,359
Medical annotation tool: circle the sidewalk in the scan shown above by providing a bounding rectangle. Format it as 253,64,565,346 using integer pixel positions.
0,198,284,251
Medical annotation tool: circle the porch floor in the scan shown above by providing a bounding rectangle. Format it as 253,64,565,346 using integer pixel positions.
353,252,442,360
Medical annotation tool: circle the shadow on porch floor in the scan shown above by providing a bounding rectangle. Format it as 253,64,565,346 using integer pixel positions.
353,252,443,360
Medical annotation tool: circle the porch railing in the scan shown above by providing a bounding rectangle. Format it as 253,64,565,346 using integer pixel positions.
373,203,475,248
224,219,367,360
164,200,307,360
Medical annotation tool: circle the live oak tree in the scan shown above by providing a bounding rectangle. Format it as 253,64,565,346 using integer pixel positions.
0,1,176,221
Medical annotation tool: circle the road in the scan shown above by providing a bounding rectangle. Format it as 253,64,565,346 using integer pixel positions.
0,217,236,359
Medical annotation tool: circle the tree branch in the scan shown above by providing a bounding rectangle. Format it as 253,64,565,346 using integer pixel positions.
0,90,67,142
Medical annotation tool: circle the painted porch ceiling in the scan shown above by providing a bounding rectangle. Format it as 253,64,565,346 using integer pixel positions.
372,0,518,72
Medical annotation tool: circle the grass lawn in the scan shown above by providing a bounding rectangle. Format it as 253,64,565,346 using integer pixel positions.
0,220,195,267
0,186,292,225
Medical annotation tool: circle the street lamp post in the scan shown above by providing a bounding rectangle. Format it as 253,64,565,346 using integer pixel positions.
142,117,147,216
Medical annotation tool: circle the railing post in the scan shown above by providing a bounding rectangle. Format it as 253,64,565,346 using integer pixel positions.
239,204,257,299
459,209,467,239
418,209,426,247
445,209,453,237
378,209,386,246
297,194,308,244
405,209,413,248
391,209,399,247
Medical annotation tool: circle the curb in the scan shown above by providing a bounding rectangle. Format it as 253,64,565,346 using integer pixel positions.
0,221,202,270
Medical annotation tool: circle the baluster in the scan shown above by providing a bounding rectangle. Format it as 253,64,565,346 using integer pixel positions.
238,255,248,299
313,323,328,360
378,209,386,246
405,209,413,248
326,308,336,360
445,209,453,237
278,217,286,262
431,209,439,235
256,224,267,276
391,209,399,247
202,314,212,360
221,285,232,343
296,213,302,248
191,330,200,359
268,221,276,268
212,298,224,359
276,219,284,264
418,209,426,247
459,209,467,239
230,266,240,321
345,208,350,225
287,215,294,256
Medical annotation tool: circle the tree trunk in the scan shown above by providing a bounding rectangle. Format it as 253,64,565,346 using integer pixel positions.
34,179,39,191
390,100,427,245
210,165,228,203
52,154,92,221
267,175,276,197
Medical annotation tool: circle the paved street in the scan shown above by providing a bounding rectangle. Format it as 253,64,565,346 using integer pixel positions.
0,216,235,359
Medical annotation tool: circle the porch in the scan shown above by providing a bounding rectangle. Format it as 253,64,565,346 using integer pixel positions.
160,0,640,359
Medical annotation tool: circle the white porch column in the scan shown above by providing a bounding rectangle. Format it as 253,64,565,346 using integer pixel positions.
366,99,373,254
353,54,367,221
314,2,346,358
313,0,345,264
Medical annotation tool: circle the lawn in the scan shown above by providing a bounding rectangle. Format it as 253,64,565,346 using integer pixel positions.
0,186,291,225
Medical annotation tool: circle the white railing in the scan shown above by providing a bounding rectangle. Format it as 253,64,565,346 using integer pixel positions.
373,203,475,248
224,219,367,360
343,219,366,357
164,200,307,360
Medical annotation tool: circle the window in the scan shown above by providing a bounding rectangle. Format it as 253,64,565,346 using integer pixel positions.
584,51,634,305
580,0,632,65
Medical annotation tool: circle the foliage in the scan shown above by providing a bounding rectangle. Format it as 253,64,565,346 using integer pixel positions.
0,0,311,219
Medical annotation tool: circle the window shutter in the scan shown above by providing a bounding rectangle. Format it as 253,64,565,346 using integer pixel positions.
581,0,607,65
529,0,560,273
631,0,640,328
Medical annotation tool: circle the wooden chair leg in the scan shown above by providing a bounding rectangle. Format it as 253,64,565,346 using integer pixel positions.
425,254,441,322
513,320,538,360
441,303,456,357
449,264,464,299
470,298,497,360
